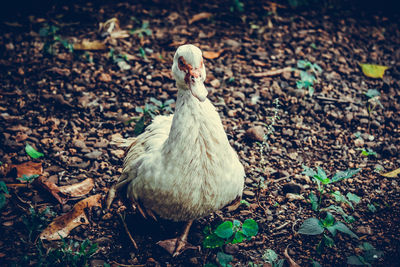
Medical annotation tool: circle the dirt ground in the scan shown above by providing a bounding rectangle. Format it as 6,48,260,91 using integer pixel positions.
0,0,399,266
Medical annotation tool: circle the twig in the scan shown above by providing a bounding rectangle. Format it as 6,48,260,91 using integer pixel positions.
315,95,354,103
118,213,138,250
251,67,293,77
284,245,300,267
274,221,290,231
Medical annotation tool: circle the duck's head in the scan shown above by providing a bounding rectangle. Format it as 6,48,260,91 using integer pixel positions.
172,44,207,102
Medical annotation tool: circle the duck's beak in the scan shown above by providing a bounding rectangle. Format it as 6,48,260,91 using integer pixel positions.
190,77,208,102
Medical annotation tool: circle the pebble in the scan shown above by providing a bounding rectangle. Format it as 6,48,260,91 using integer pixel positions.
286,193,304,201
354,138,364,147
233,91,245,101
245,126,264,142
210,79,221,88
73,139,87,150
84,150,102,159
356,225,372,235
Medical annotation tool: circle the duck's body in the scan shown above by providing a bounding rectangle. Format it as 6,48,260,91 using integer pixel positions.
122,89,244,221
108,44,244,256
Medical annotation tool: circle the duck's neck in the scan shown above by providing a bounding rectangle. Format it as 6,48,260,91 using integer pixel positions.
162,88,227,158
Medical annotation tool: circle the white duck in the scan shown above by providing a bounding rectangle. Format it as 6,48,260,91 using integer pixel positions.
108,44,244,256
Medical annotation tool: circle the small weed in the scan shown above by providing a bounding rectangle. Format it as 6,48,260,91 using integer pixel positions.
129,98,174,135
22,206,54,242
367,203,377,213
257,98,280,169
359,148,377,157
262,249,285,267
130,21,152,38
230,0,244,12
109,48,131,71
39,24,73,55
0,181,9,210
298,212,358,253
17,174,39,184
364,89,383,133
203,219,258,266
296,59,322,96
347,242,383,266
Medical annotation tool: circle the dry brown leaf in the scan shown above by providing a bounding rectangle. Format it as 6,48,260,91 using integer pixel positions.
73,40,106,51
382,168,400,178
203,50,223,60
10,162,42,179
40,194,102,240
34,176,67,205
59,178,94,197
188,12,212,24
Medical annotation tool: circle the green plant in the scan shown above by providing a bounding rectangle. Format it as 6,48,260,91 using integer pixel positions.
298,212,358,253
35,238,98,267
22,206,54,242
359,148,377,157
0,181,9,210
18,174,39,184
347,242,383,266
130,98,175,135
296,60,322,96
230,0,244,12
39,24,73,55
364,89,383,133
262,249,284,267
257,98,280,169
203,219,258,266
130,21,152,38
109,48,131,70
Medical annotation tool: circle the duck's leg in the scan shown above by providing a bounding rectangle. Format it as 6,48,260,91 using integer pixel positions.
157,220,197,257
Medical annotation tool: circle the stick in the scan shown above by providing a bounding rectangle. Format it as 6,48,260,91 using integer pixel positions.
251,67,293,78
118,213,138,250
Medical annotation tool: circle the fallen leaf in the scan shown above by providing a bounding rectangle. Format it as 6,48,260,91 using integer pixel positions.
188,12,212,24
25,143,44,159
73,40,106,51
40,194,102,240
359,63,389,79
34,176,67,205
59,178,95,197
382,168,400,178
10,162,42,178
203,50,223,60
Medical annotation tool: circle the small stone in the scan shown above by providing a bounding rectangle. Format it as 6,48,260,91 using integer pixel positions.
111,149,125,158
233,91,245,101
267,216,274,221
282,183,302,194
282,128,293,136
210,79,221,88
345,113,354,123
286,193,304,201
99,73,112,82
354,138,364,147
84,150,102,159
243,190,255,197
356,225,372,235
224,244,239,254
73,139,87,150
245,126,264,142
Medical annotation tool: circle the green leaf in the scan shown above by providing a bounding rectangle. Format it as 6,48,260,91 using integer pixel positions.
346,193,361,204
150,97,162,107
308,86,314,97
133,116,146,135
215,221,234,239
233,219,241,229
302,165,317,177
17,174,39,184
322,212,335,227
203,233,225,248
232,231,245,244
322,205,355,223
242,219,258,237
367,203,377,212
360,242,374,251
331,168,361,183
359,63,389,79
311,259,323,267
0,181,8,194
297,60,311,69
309,192,319,211
323,234,334,248
25,143,44,159
316,166,328,182
0,194,6,210
217,252,233,267
332,221,358,239
364,89,380,98
347,255,368,266
164,99,175,106
262,249,278,263
298,218,324,235
331,191,354,209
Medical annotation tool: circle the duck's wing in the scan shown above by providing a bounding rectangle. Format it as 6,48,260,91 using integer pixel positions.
105,114,173,209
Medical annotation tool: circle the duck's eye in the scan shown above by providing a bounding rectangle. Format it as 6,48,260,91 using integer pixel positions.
178,58,185,67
